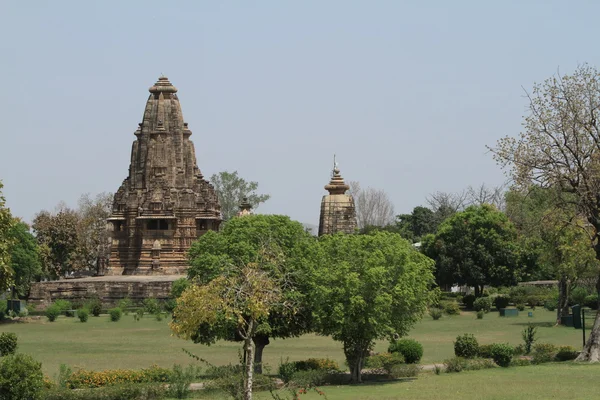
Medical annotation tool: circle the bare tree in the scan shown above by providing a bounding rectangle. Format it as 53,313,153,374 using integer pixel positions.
466,183,508,211
348,181,395,229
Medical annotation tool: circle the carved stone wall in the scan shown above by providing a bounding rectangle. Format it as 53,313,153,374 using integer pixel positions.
318,167,357,236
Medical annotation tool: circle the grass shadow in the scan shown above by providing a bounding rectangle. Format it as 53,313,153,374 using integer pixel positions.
510,321,554,328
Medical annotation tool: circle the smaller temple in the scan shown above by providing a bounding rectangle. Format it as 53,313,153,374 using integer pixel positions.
318,162,357,236
237,197,253,217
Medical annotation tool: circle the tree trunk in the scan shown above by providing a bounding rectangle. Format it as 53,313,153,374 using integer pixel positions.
253,335,269,374
344,341,369,383
243,321,255,400
578,248,600,361
556,276,569,325
474,285,481,297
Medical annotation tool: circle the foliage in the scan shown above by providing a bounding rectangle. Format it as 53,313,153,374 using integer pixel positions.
532,343,558,364
45,305,60,322
544,298,558,311
86,298,102,316
571,287,588,305
395,206,439,242
364,352,405,374
294,358,339,371
143,298,161,315
476,310,484,319
521,324,538,354
494,296,510,310
309,231,434,382
109,308,122,322
429,307,443,320
118,298,132,314
478,344,494,359
473,297,492,313
0,181,15,293
555,346,579,361
490,343,513,367
56,364,72,389
53,299,72,312
64,365,171,389
32,209,79,279
209,170,271,221
388,338,423,364
167,364,199,399
7,221,41,297
278,359,297,383
454,334,479,359
441,300,460,315
585,294,598,310
462,294,476,309
389,363,421,378
0,332,17,356
349,181,395,229
516,303,525,311
42,383,167,400
290,369,328,387
170,278,189,299
444,357,467,373
204,363,273,400
0,353,44,400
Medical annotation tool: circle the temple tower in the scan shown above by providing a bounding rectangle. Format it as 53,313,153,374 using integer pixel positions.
237,197,253,217
318,164,357,236
106,76,221,275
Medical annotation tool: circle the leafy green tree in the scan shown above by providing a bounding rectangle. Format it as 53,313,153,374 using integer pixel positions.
32,208,79,278
185,215,315,373
7,220,41,297
0,181,15,292
209,171,270,221
396,206,439,242
309,231,434,383
423,204,520,296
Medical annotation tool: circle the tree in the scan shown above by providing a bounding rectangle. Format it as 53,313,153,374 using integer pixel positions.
423,204,521,296
185,215,315,373
395,206,439,242
492,65,600,361
209,171,270,221
309,231,434,383
348,181,395,229
0,181,14,292
75,192,112,271
7,220,41,297
171,245,295,400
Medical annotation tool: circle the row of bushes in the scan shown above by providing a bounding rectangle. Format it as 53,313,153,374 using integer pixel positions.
62,365,173,389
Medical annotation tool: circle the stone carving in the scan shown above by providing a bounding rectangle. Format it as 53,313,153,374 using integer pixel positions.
318,164,357,236
107,76,221,275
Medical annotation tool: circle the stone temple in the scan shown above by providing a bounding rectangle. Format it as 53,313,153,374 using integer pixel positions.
106,76,222,275
318,165,357,235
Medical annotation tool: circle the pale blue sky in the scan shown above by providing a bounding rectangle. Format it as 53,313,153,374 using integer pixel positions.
2,1,599,225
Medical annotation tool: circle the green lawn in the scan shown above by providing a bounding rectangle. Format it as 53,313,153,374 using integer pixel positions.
0,309,588,377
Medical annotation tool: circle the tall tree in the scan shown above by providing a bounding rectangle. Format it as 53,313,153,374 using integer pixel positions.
422,204,521,296
395,206,439,242
7,220,41,297
309,231,434,383
185,215,315,373
348,181,395,229
75,192,112,271
492,64,600,361
0,181,14,292
209,171,270,221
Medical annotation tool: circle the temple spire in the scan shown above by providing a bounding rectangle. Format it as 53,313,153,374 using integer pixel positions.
318,157,357,236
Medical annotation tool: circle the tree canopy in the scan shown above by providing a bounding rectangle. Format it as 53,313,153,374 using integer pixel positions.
7,221,41,297
308,231,434,383
209,171,270,221
0,181,14,292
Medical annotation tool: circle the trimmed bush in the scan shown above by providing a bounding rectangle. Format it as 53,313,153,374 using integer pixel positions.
584,294,598,310
473,297,492,313
532,343,558,364
0,332,18,356
109,308,122,322
442,300,460,315
462,294,476,309
388,339,423,364
490,343,513,367
64,365,171,389
77,309,89,323
86,298,102,317
0,353,44,400
555,346,579,361
478,344,494,358
494,296,510,310
544,298,557,311
143,298,161,315
45,306,60,322
429,307,443,320
454,334,479,359
476,310,484,319
53,299,72,312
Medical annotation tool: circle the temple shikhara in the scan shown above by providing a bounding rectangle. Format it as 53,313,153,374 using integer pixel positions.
106,76,221,275
318,165,357,236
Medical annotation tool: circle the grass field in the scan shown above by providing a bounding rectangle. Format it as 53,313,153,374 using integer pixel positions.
0,308,589,377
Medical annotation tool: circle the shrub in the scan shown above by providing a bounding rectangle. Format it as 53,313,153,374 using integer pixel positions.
462,294,476,309
109,308,122,322
521,323,538,354
278,359,297,383
86,298,102,317
291,369,327,387
473,297,492,313
491,343,513,367
478,344,494,358
444,357,467,373
45,305,60,322
0,300,6,319
442,300,460,315
118,298,132,315
494,296,510,310
171,278,189,298
454,334,479,359
532,343,558,364
511,357,532,367
476,310,484,319
77,309,89,323
0,353,44,400
555,346,579,361
571,287,588,305
388,339,423,364
294,358,339,371
513,344,525,356
18,308,28,318
43,383,167,400
429,307,443,320
584,294,598,310
364,352,404,374
57,364,72,389
0,332,18,356
544,298,558,311
516,303,526,311
464,357,496,371
134,308,144,321
64,365,172,388
52,299,72,312
168,364,199,399
143,298,161,315
389,364,420,378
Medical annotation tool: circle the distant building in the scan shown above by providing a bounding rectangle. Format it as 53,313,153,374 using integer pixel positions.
237,197,253,217
318,165,357,236
106,77,221,275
